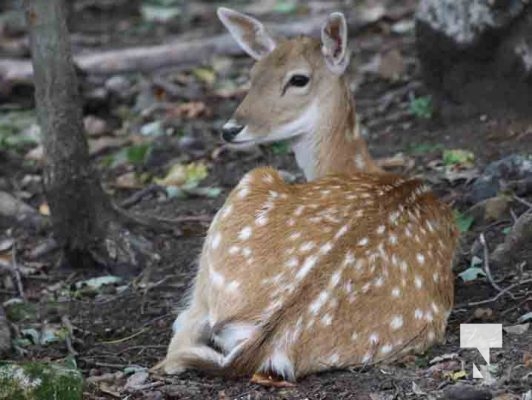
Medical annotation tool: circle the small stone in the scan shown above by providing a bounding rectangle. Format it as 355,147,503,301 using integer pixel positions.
105,75,131,95
83,115,108,137
443,384,492,400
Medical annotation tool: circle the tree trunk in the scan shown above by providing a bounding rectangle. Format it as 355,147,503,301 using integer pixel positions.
25,0,154,272
26,0,113,269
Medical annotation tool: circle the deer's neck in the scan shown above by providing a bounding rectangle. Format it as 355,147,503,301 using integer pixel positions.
291,80,382,181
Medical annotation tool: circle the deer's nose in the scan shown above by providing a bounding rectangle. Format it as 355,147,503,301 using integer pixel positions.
221,122,244,142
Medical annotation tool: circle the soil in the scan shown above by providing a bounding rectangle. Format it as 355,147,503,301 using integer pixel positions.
1,1,531,399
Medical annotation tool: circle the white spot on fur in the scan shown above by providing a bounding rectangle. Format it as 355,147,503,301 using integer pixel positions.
330,270,342,287
296,255,318,281
227,280,240,292
289,232,301,241
390,315,404,330
344,251,355,265
351,331,358,341
211,232,221,249
335,224,349,239
228,245,240,255
320,242,333,254
391,287,401,298
362,353,372,363
210,269,225,287
369,333,379,344
242,247,252,258
299,241,315,253
309,291,329,315
321,313,333,326
239,226,252,240
381,344,393,354
328,353,340,364
286,256,299,268
416,253,425,265
389,234,398,245
414,275,423,289
414,309,423,319
358,237,369,246
221,204,233,219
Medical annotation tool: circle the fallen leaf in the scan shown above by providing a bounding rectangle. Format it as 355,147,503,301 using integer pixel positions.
39,203,50,216
453,210,474,233
169,101,210,119
124,371,149,391
473,307,493,320
377,49,406,80
0,238,14,252
114,172,141,189
503,323,529,335
25,145,43,162
74,276,122,291
193,67,216,86
140,121,165,137
412,382,426,395
89,136,129,156
429,353,459,365
458,267,486,282
450,370,467,381
524,352,532,368
84,116,108,137
155,162,208,188
483,196,510,221
443,149,475,167
518,311,532,323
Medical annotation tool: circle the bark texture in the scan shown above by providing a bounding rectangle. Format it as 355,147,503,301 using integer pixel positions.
25,0,133,269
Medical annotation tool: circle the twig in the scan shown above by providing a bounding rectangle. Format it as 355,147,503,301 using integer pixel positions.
99,327,149,345
119,184,167,209
61,315,78,356
11,242,25,299
460,279,532,307
513,195,532,209
479,233,510,297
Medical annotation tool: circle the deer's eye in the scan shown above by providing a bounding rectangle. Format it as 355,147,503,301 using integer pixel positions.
289,75,310,87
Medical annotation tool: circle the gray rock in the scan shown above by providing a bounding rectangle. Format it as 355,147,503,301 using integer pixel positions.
443,383,492,400
417,0,526,47
416,1,532,114
470,155,532,203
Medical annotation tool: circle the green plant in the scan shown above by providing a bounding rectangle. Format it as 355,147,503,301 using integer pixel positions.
409,95,433,119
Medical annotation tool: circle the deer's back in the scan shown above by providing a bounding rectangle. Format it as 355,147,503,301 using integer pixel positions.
203,167,458,375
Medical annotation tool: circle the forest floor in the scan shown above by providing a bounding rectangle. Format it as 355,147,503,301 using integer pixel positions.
0,1,531,399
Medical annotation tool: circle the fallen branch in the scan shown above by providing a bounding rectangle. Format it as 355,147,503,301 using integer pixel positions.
0,13,377,83
458,279,532,308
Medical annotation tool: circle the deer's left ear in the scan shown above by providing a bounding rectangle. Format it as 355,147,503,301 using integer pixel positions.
321,12,349,75
217,7,277,60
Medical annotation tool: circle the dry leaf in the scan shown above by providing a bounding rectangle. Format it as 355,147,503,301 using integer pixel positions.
39,203,50,216
473,307,493,320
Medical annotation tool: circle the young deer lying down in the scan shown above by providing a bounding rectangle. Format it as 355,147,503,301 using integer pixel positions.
155,8,458,382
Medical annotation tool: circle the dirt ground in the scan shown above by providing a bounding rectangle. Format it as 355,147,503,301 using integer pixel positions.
0,1,531,399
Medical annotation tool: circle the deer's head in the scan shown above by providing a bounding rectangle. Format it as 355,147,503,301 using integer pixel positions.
218,8,350,147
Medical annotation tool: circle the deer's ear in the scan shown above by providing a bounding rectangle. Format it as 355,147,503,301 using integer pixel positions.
217,7,277,60
321,12,349,75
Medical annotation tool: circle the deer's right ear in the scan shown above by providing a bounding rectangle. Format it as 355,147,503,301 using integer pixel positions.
321,12,349,75
217,7,277,60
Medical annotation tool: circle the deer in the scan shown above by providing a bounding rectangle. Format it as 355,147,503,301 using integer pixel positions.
153,7,459,385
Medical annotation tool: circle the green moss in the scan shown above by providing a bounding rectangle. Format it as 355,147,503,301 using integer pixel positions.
5,301,37,322
0,362,82,400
